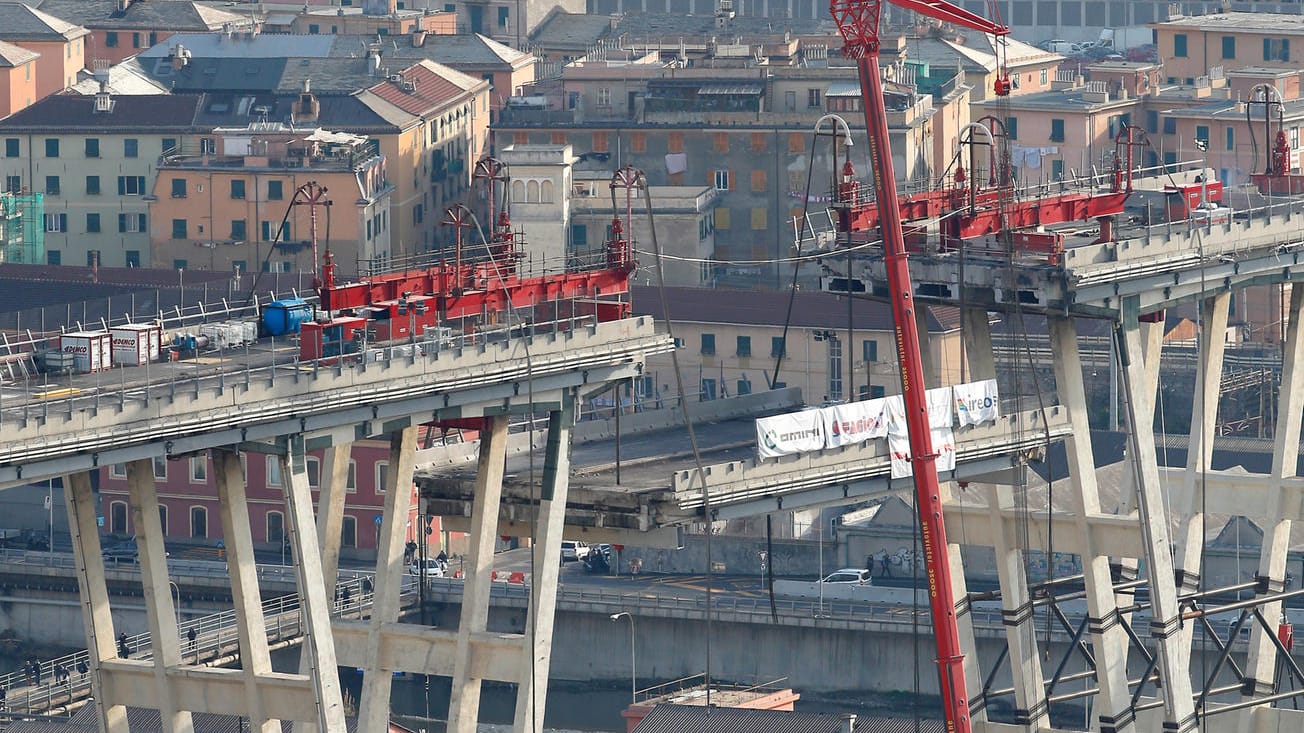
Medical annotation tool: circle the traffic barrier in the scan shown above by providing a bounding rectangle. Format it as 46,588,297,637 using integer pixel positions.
508,572,525,584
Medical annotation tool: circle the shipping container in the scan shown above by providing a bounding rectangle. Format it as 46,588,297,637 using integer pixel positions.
263,298,313,337
60,331,112,373
110,324,162,366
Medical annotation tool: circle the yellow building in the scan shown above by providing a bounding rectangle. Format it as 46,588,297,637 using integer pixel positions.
0,3,87,102
1153,13,1304,86
0,40,38,119
148,123,394,277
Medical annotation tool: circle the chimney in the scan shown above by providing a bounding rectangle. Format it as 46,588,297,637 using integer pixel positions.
116,0,132,11
369,47,382,75
839,714,856,733
412,29,427,47
93,83,114,114
295,78,319,123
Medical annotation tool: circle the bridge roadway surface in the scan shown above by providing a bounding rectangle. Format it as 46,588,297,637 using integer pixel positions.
417,388,1073,536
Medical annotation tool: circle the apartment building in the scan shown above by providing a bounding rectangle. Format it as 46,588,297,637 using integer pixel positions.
0,2,87,102
148,122,394,275
97,441,427,556
0,91,207,268
1153,12,1304,86
630,285,963,405
268,0,456,36
0,41,38,119
31,0,249,66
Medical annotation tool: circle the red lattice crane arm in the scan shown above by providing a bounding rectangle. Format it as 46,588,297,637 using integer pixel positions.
830,0,1010,732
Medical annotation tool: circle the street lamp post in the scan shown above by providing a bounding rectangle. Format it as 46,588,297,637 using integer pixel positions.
168,580,181,630
1195,137,1209,210
610,612,636,703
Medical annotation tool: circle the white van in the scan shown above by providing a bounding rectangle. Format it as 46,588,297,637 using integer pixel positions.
409,558,447,577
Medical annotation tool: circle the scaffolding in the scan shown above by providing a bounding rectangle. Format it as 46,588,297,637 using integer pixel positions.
0,191,44,265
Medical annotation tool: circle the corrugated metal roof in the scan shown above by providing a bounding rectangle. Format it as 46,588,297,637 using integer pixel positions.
632,704,945,733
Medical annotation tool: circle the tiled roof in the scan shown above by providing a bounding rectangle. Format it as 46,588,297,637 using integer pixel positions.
189,92,398,133
631,285,959,333
0,93,204,131
361,59,483,117
528,10,618,49
632,705,945,733
0,38,38,67
34,0,248,31
0,2,88,41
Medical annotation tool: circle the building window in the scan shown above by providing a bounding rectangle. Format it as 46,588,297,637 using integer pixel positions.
44,139,58,158
714,207,730,230
570,223,587,248
736,335,751,357
1163,117,1177,135
751,169,767,192
592,131,609,152
807,88,822,107
713,169,730,190
1039,68,1048,85
1222,36,1235,59
1174,33,1187,58
375,461,389,494
110,501,128,534
190,507,208,539
171,178,186,198
268,180,283,200
713,132,729,153
1226,126,1235,150
827,335,843,401
701,378,717,401
1049,119,1065,142
1195,124,1209,145
110,463,127,479
124,139,138,158
771,336,786,357
162,137,177,154
45,176,60,195
171,219,188,239
266,455,282,486
3,138,16,157
308,23,320,33
341,516,357,547
230,179,246,199
737,378,752,395
751,132,766,153
126,250,140,267
668,131,684,153
44,213,66,232
632,131,646,152
132,32,141,49
86,176,100,195
347,459,357,492
119,213,146,233
190,456,207,483
596,87,612,106
498,6,509,26
230,219,246,240
267,512,285,544
1265,38,1290,62
701,333,716,355
46,250,60,265
751,207,767,230
158,505,168,536
152,455,167,480
862,339,878,363
1006,116,1018,140
85,250,99,267
105,32,118,47
118,176,146,195
4,175,18,192
85,138,99,158
306,456,320,488
86,213,100,232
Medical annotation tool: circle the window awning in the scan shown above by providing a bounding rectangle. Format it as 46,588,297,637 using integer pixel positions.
697,83,764,95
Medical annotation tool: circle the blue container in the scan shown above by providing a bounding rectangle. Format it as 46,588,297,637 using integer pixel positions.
263,298,313,336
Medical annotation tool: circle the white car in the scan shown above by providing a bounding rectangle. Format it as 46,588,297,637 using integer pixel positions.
409,558,447,577
820,568,873,585
560,541,590,562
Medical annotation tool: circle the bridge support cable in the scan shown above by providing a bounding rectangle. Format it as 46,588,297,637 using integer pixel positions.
213,449,280,732
126,458,196,733
448,415,511,733
1047,317,1139,732
64,469,129,733
1117,306,1199,732
1243,285,1304,700
279,435,348,731
358,427,420,732
512,395,577,733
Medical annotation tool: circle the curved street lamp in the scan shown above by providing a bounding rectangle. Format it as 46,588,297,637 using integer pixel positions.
610,612,635,704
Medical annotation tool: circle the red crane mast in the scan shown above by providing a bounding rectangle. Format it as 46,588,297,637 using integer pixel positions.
829,1,1010,732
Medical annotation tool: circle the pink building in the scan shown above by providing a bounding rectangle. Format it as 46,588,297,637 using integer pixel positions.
99,440,430,556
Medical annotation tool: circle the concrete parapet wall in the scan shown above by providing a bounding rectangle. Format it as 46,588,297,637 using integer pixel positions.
572,387,805,445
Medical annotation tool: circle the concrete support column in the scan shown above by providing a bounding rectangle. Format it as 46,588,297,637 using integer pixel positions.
64,470,128,733
1243,286,1304,697
1117,307,1196,732
448,415,510,733
125,458,193,733
281,436,347,731
961,306,995,382
214,450,278,733
358,428,419,732
1049,316,1137,733
914,303,939,386
513,398,576,733
1172,294,1229,665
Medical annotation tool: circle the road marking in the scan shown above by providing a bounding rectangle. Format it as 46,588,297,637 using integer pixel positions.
35,387,82,400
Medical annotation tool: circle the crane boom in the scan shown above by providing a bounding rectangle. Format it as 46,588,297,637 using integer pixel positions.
830,1,1010,732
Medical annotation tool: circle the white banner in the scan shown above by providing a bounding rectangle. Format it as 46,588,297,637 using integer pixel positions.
888,427,957,479
884,395,907,436
927,386,954,429
756,409,825,459
954,378,1000,426
821,398,889,449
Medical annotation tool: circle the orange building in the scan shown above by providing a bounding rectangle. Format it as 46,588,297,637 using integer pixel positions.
32,0,251,66
0,3,87,101
0,40,38,118
148,119,394,277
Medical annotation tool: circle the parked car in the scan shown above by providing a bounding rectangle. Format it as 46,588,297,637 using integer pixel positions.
820,568,873,585
560,541,590,563
1039,39,1083,54
102,541,139,563
409,558,447,577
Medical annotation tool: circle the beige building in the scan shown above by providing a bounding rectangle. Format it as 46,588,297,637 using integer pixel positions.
631,285,963,405
0,2,87,102
0,40,38,119
148,124,394,276
1153,12,1304,86
0,91,206,268
32,0,247,66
